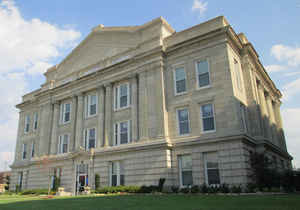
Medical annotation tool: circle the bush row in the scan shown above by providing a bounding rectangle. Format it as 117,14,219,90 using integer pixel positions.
93,185,162,194
19,189,56,195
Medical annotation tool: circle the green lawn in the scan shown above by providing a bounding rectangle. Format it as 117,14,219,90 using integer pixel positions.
0,194,299,210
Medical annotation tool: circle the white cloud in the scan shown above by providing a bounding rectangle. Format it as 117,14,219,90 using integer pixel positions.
282,77,300,102
192,0,208,16
0,0,81,170
265,64,287,73
282,108,300,168
284,71,300,77
271,44,300,67
0,0,81,75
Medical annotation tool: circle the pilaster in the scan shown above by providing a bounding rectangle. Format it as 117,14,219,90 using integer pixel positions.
70,95,78,151
104,83,112,146
50,102,60,155
75,93,84,150
97,86,105,147
131,76,138,142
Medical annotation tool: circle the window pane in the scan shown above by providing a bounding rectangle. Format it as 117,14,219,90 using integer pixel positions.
197,60,209,74
198,72,209,87
181,155,192,170
206,162,218,169
120,122,128,144
89,128,95,139
202,104,213,118
182,171,193,186
120,95,128,107
207,169,220,185
65,112,70,122
112,175,117,186
65,104,70,112
178,109,189,121
176,80,186,93
120,85,128,96
179,122,190,135
120,175,125,186
203,117,215,131
90,104,96,115
175,68,185,80
89,129,96,148
112,162,117,174
120,133,128,144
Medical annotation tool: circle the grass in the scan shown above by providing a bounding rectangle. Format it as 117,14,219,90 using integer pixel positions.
0,194,300,210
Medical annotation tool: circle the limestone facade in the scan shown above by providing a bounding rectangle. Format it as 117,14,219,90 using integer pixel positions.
10,16,292,194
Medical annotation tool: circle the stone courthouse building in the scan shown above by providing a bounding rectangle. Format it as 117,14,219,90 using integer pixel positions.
10,16,292,194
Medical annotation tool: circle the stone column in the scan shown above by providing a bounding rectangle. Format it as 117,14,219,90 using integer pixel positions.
273,102,287,150
75,94,84,150
266,95,277,145
39,102,53,156
15,111,24,161
131,76,138,142
97,86,105,147
70,96,77,152
50,102,60,155
257,84,268,138
138,72,148,140
104,83,112,146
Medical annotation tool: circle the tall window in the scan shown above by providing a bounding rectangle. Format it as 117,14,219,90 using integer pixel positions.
177,108,190,135
234,59,242,91
18,172,23,190
58,134,69,154
24,115,30,133
204,152,220,186
240,103,248,132
60,103,71,124
86,94,97,117
196,60,210,88
115,83,130,110
31,143,35,158
178,155,193,187
174,67,187,95
110,161,124,186
22,143,27,160
84,128,96,150
114,121,131,145
33,113,38,130
200,104,215,132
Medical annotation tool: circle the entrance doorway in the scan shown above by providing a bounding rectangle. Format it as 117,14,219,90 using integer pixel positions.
76,163,89,194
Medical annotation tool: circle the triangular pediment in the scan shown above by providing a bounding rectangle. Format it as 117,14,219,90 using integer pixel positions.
56,30,139,79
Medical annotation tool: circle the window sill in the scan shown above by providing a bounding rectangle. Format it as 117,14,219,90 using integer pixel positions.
85,114,98,120
114,106,131,112
178,133,191,137
196,85,211,91
174,91,188,97
59,121,71,126
201,130,216,134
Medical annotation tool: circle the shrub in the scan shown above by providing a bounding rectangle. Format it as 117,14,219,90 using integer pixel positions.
207,185,219,194
52,176,60,191
15,184,21,193
94,186,142,194
270,187,280,192
230,185,242,194
219,183,230,194
158,178,166,192
180,187,190,194
191,185,200,193
280,169,295,192
200,184,208,193
20,189,52,195
245,183,257,193
171,186,179,193
95,174,100,189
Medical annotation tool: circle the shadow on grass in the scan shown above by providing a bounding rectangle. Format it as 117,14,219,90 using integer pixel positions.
0,194,300,210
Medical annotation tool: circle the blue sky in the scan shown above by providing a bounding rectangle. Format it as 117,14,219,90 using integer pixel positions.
0,0,299,170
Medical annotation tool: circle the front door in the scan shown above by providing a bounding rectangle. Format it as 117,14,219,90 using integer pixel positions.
76,163,89,194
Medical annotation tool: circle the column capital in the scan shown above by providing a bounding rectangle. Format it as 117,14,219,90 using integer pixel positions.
104,82,112,89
